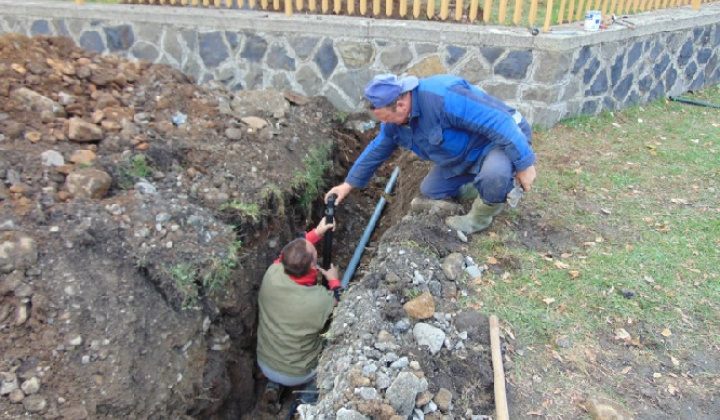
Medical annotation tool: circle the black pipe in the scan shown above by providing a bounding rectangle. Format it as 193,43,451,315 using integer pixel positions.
668,96,720,109
322,194,337,269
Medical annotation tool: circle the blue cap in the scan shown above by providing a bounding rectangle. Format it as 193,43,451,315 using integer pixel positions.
364,74,419,109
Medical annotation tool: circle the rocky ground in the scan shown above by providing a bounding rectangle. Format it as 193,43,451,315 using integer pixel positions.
0,32,499,420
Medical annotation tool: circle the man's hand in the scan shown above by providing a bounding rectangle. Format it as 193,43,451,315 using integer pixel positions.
515,165,537,192
318,264,339,283
315,218,335,236
325,182,353,205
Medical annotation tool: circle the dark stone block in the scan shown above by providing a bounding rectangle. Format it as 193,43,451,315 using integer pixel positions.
685,61,698,80
573,46,591,74
225,32,239,50
79,31,104,53
665,67,677,91
603,96,616,111
446,46,466,66
54,20,70,37
479,47,504,65
30,20,51,36
182,30,197,51
581,99,598,115
697,48,712,64
613,74,634,101
267,46,296,71
583,58,599,84
495,50,531,80
104,25,135,52
314,39,338,79
290,37,320,60
638,75,653,92
626,90,641,106
650,42,661,60
611,55,624,85
241,35,268,63
677,40,694,66
626,41,642,70
689,72,705,91
199,32,229,68
132,42,159,63
693,27,704,42
90,20,102,27
699,27,712,46
648,82,665,102
586,70,608,96
653,54,670,78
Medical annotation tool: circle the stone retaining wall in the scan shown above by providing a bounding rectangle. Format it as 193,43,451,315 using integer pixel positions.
2,0,719,126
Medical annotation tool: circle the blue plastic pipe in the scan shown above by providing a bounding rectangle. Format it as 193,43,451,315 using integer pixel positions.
341,166,401,289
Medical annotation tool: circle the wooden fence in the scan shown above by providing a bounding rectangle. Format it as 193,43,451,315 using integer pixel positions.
75,0,714,33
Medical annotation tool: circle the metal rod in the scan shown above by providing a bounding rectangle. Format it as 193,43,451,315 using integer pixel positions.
341,166,400,289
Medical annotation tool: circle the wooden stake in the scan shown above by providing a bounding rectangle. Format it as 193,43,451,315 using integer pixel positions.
490,315,510,420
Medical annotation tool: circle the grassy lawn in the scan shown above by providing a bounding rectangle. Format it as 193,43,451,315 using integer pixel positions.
464,87,720,418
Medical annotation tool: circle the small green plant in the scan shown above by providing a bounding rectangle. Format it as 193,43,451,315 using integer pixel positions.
219,200,260,222
291,142,333,216
335,112,348,123
127,154,152,178
78,162,94,168
117,154,154,189
260,183,286,217
167,263,199,309
202,240,242,294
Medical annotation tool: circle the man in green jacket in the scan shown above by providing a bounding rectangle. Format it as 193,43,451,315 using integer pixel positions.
256,217,339,411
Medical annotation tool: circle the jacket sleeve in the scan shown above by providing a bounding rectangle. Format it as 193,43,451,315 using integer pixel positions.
444,85,536,172
345,125,398,188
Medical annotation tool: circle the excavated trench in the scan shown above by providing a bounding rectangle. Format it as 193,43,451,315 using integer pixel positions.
210,124,416,419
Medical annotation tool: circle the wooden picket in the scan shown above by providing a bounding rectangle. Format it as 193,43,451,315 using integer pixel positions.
101,0,716,28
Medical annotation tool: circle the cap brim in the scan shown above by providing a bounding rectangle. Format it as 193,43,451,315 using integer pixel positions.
399,76,419,93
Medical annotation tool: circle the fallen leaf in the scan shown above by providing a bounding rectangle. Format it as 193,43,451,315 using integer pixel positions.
671,198,690,205
601,208,612,215
554,261,569,269
526,411,544,416
595,236,604,243
622,366,632,374
487,256,498,264
569,270,580,278
615,328,631,340
561,253,572,258
653,372,662,378
542,297,556,305
671,356,680,367
661,328,672,337
668,385,678,395
644,275,655,283
488,232,498,238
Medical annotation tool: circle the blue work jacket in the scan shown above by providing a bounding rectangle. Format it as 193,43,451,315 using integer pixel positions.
346,75,536,188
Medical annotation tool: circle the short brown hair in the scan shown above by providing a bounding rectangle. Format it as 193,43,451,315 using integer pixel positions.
280,238,314,278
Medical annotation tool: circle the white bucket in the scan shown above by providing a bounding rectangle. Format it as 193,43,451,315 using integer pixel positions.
584,10,601,31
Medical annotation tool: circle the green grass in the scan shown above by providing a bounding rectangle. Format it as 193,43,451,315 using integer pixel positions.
468,87,720,352
464,88,719,417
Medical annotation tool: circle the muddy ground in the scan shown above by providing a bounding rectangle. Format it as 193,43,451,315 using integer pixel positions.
2,32,716,420
0,32,494,420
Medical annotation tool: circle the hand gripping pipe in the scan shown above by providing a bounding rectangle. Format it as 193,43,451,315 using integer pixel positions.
341,166,401,289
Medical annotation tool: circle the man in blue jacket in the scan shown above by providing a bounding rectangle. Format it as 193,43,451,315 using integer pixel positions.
325,73,537,235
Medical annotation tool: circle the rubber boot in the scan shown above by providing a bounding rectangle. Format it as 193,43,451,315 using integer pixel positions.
457,182,479,200
445,198,505,234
